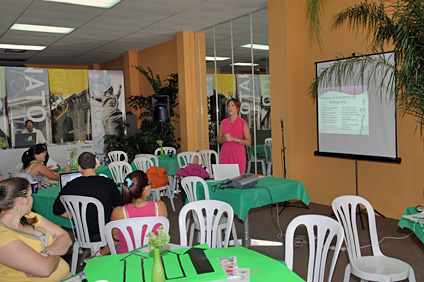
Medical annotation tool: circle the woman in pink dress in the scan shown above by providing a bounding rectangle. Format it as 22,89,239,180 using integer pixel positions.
109,170,167,254
217,98,251,174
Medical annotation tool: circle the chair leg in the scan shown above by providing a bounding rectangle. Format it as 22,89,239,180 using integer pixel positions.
189,224,195,247
343,264,351,282
231,222,239,246
166,185,176,211
260,160,266,175
247,160,252,173
71,243,80,275
408,266,416,282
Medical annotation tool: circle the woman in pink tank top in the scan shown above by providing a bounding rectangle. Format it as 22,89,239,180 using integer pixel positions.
109,170,168,254
217,98,252,174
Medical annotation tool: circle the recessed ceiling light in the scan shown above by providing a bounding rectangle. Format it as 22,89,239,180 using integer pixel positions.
205,56,230,61
241,44,269,51
11,24,74,34
231,62,259,66
0,44,46,51
42,0,120,8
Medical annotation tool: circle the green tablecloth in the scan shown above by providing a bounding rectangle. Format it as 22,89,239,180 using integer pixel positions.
248,144,271,158
200,176,310,221
83,245,304,282
398,207,424,244
32,186,72,228
96,154,179,178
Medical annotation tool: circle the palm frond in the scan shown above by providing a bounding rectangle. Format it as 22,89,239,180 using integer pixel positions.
306,0,327,42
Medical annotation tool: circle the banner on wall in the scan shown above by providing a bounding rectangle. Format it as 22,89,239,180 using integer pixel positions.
88,70,125,154
5,67,52,146
0,67,10,145
49,69,90,143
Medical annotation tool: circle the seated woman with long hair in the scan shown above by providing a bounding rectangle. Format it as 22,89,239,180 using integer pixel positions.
110,170,167,254
0,178,72,281
21,144,68,189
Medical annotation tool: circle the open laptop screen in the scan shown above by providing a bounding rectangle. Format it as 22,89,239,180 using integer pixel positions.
15,133,36,148
59,172,82,189
212,164,240,181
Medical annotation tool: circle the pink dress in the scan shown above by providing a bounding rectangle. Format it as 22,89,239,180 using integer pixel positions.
219,116,247,174
117,201,160,254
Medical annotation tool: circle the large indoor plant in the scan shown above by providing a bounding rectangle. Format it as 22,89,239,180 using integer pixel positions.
307,0,424,130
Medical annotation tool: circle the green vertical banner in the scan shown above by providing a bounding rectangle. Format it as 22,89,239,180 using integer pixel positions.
0,67,10,147
5,67,52,146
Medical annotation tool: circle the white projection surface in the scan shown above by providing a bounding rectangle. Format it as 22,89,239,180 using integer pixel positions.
316,53,398,161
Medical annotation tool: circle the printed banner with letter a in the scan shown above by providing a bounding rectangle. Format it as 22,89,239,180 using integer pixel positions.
88,70,125,154
5,67,52,146
49,69,90,143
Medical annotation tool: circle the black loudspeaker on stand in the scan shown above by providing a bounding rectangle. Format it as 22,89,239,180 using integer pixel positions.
152,95,170,139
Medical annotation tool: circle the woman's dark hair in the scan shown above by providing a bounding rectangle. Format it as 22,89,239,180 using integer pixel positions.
121,170,149,205
41,144,49,166
22,144,47,169
227,98,241,111
0,178,35,225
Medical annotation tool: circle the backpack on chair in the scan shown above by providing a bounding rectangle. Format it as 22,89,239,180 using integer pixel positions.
146,166,169,188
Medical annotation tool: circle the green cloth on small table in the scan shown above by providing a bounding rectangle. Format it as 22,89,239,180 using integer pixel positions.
83,244,304,282
200,176,310,221
248,144,271,158
398,207,424,244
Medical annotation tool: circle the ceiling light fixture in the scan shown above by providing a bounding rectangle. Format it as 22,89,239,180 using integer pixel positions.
240,44,269,51
11,24,74,34
0,44,46,51
231,62,259,66
205,56,230,61
42,0,120,8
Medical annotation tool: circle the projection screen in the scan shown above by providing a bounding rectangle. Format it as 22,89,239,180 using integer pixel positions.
315,52,400,162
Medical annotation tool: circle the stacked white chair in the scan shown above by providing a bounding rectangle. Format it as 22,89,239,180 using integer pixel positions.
133,157,155,172
105,217,170,254
134,154,159,166
154,147,176,156
332,195,416,282
180,176,238,247
285,214,344,282
264,142,272,176
108,161,132,183
60,196,107,275
246,146,266,175
179,200,234,248
177,151,202,168
199,150,219,178
108,150,128,163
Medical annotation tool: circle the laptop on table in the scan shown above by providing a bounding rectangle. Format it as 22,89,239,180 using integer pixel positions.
15,133,36,148
212,164,240,181
59,172,83,189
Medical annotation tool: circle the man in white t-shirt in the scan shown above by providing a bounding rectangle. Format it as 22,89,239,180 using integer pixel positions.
22,119,47,144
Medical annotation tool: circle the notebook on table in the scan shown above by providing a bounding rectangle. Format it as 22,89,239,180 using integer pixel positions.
212,164,240,181
14,133,36,148
59,172,83,189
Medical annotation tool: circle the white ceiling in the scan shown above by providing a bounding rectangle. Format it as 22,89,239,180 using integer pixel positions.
0,0,267,66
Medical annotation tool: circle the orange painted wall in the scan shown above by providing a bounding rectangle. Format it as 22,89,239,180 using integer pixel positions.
268,0,424,219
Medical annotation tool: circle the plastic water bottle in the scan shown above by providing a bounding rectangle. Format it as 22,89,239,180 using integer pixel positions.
66,158,71,166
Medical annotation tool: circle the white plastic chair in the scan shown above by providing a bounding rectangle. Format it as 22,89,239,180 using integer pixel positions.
332,195,416,282
179,200,234,248
135,154,159,166
105,217,170,254
108,150,128,163
180,176,238,247
60,195,107,275
150,182,176,212
16,163,23,172
246,146,266,175
154,147,176,156
264,137,272,144
177,151,202,168
199,150,219,177
285,214,344,282
133,157,154,172
108,161,132,183
264,142,272,176
8,172,34,183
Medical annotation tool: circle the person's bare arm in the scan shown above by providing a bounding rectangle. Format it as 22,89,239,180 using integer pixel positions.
38,216,72,256
241,123,252,146
38,164,59,180
156,201,168,217
217,123,225,144
0,240,60,277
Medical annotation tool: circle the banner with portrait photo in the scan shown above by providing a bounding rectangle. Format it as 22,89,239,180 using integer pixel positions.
88,70,125,154
49,69,90,143
5,67,52,146
0,67,10,146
